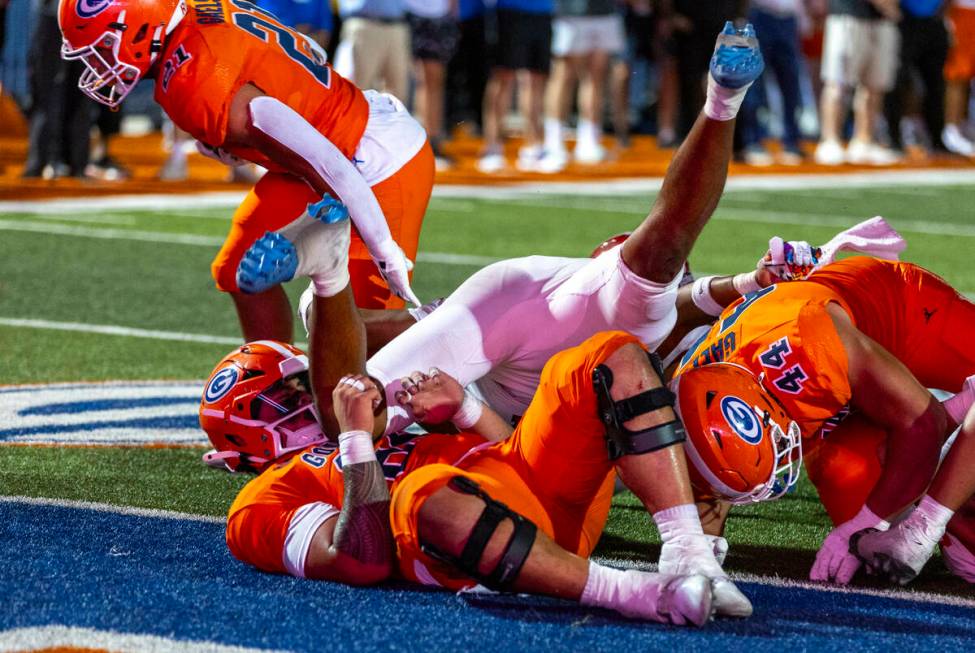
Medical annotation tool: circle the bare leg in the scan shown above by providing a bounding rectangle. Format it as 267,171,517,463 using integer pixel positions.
482,69,516,152
621,111,736,283
580,50,610,130
945,79,969,126
819,81,847,143
520,70,548,148
231,286,294,342
852,86,880,143
309,285,367,435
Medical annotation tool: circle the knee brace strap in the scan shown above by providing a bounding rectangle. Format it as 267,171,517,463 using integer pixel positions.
421,475,537,591
593,354,687,460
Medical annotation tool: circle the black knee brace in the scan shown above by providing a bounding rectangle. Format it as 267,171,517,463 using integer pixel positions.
593,351,687,460
420,475,537,591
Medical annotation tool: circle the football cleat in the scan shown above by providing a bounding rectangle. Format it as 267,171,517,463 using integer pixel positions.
710,22,764,90
199,340,327,473
236,232,299,294
671,362,803,504
306,194,350,225
59,0,187,108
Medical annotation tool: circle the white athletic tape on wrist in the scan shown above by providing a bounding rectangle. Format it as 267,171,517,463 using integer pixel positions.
690,276,725,317
732,271,762,296
703,75,749,121
340,377,367,391
338,430,376,466
915,495,955,531
452,391,484,430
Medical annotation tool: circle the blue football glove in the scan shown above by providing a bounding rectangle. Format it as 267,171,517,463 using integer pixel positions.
710,21,764,90
236,231,299,294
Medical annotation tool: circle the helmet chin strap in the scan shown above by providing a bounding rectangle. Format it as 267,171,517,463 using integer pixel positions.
149,1,188,67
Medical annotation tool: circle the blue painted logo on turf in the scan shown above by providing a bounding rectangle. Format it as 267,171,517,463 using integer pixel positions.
721,396,762,444
0,382,205,446
204,368,239,404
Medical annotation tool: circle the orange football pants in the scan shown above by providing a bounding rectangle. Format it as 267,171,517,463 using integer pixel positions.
390,331,642,590
210,141,434,309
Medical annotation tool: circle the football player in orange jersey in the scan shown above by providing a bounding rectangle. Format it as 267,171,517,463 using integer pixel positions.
668,255,975,586
199,335,729,626
58,0,433,433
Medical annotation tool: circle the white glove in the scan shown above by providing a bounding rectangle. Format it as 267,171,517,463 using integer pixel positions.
810,505,889,585
371,238,421,308
196,141,248,167
853,495,954,585
758,236,822,282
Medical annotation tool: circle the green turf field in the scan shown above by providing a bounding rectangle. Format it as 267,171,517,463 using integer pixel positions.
1,181,973,598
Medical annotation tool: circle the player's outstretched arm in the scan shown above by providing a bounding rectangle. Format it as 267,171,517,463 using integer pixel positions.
622,23,763,284
853,403,975,585
304,375,394,584
810,304,949,585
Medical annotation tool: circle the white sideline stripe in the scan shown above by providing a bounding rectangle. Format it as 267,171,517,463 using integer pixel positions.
0,220,500,265
0,495,225,524
6,496,973,611
3,169,975,215
0,318,312,349
0,626,289,653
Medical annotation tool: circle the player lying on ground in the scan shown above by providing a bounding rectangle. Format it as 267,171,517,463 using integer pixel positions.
201,334,725,626
668,256,975,585
58,0,431,432
285,21,764,615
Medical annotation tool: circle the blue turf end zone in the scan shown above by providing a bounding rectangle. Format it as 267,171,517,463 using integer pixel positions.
3,502,973,652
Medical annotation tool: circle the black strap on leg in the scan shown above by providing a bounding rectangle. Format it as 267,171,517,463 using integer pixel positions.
593,352,687,460
420,476,537,591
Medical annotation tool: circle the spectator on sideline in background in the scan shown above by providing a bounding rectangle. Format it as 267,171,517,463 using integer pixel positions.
405,0,460,169
738,0,807,166
536,0,626,172
883,0,948,157
258,0,334,47
87,105,131,180
22,0,92,178
942,0,975,156
333,0,410,101
814,0,902,165
609,0,654,150
446,0,489,134
476,0,553,172
670,0,745,141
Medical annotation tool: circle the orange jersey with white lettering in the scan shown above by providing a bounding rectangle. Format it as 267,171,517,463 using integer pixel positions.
226,432,485,575
153,0,368,167
674,281,853,437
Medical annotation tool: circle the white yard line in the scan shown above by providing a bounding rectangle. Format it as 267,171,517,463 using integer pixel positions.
0,495,224,523
0,626,289,653
0,318,242,345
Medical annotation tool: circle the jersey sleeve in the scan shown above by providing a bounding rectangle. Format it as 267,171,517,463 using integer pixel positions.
155,31,247,147
226,500,339,577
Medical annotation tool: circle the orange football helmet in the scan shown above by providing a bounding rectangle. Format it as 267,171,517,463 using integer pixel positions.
590,233,631,258
58,0,187,108
199,340,327,473
671,362,802,504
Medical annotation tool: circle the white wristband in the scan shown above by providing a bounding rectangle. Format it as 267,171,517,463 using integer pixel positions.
580,560,628,608
944,380,975,425
732,271,762,296
338,430,376,466
690,276,725,317
451,392,484,429
914,495,955,531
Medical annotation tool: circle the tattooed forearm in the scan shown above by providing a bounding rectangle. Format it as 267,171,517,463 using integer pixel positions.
333,460,394,566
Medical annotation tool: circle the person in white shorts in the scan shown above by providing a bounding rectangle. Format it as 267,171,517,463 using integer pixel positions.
538,0,626,171
815,0,901,166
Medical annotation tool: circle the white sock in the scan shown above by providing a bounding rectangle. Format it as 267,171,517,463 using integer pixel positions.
544,118,564,152
577,119,599,148
653,504,704,542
